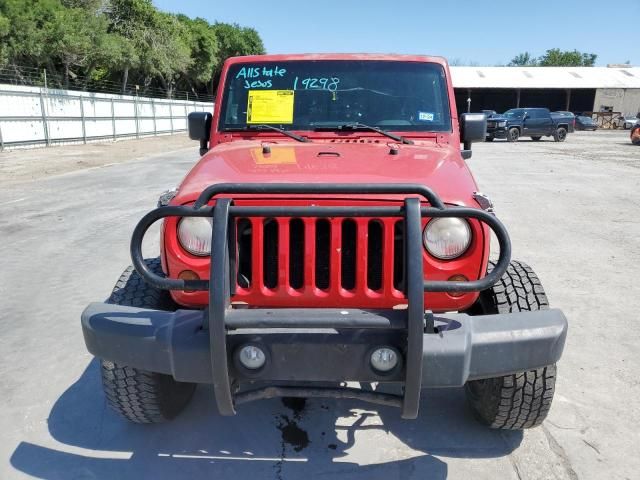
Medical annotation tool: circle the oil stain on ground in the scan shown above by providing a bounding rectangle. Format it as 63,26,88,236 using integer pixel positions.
277,414,310,452
274,397,310,479
277,397,310,452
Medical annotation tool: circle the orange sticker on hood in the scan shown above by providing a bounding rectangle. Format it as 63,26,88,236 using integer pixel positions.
251,147,297,165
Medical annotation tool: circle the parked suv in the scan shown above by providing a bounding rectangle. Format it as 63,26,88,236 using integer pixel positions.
81,54,567,430
486,107,572,142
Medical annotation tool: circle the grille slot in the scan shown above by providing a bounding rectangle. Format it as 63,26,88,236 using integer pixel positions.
393,221,405,292
315,219,331,289
367,220,383,291
341,219,357,290
263,219,278,289
289,219,305,289
236,219,252,288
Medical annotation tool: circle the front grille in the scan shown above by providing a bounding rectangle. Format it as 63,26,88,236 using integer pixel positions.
235,217,405,295
487,121,496,128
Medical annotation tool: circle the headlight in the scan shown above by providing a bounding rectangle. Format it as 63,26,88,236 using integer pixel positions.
178,217,212,256
423,217,471,260
497,121,506,127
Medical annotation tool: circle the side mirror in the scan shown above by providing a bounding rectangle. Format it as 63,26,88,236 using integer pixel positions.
188,111,212,156
460,113,487,159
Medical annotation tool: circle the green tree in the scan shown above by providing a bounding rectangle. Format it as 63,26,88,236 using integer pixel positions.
44,4,108,88
0,12,9,66
0,0,59,74
538,49,597,66
176,15,219,97
107,0,192,97
107,0,156,92
212,22,265,86
508,52,538,66
138,11,191,98
0,0,265,97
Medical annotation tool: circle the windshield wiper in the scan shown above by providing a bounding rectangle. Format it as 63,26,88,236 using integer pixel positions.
224,124,310,143
314,122,413,145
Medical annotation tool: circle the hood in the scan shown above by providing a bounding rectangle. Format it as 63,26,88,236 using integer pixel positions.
174,139,480,206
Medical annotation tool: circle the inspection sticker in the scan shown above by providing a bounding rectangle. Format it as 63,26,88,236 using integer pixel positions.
418,111,435,122
247,90,295,124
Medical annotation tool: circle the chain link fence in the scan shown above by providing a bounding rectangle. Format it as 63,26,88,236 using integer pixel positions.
0,65,215,102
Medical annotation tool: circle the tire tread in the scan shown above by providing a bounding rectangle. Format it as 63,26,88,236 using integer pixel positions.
465,260,556,430
100,258,195,424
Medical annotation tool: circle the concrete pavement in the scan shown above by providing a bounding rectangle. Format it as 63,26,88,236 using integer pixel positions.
1,130,638,479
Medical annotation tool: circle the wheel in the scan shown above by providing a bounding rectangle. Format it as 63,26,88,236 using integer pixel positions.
530,136,542,141
464,260,557,430
506,127,519,142
553,127,567,142
485,136,494,142
100,258,196,424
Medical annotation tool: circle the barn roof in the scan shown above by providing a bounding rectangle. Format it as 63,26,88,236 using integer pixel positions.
450,66,640,89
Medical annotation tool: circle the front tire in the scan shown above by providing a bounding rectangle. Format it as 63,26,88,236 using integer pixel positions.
554,127,567,142
507,127,520,142
465,260,557,430
100,258,196,424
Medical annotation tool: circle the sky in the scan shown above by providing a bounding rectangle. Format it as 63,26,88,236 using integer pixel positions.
154,0,639,67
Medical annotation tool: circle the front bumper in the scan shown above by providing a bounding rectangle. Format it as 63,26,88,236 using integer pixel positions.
82,303,567,399
486,127,507,138
86,182,567,419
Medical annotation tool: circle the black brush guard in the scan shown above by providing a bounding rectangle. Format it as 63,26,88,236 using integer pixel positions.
126,183,511,419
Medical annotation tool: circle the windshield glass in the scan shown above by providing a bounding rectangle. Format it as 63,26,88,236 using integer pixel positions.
504,109,525,118
219,60,451,132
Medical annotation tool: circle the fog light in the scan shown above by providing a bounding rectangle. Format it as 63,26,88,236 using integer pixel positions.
370,347,399,373
238,345,266,370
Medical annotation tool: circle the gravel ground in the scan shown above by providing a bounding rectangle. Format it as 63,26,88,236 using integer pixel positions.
0,130,638,479
0,134,193,184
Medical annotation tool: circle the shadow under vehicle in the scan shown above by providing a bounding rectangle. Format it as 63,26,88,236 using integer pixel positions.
10,359,526,480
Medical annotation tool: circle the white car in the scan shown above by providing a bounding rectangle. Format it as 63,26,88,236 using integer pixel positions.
615,115,640,129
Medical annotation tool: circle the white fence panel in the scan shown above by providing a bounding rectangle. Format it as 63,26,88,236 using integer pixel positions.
0,84,212,150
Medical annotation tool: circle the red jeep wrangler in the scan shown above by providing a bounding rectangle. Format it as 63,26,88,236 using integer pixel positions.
82,54,567,430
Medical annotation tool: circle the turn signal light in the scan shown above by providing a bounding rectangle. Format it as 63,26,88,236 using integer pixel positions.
447,274,468,297
178,270,200,292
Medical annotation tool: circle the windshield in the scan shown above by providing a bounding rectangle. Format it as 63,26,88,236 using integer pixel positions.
219,60,451,132
503,109,525,118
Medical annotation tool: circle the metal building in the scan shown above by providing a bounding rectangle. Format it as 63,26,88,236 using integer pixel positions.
450,66,640,117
